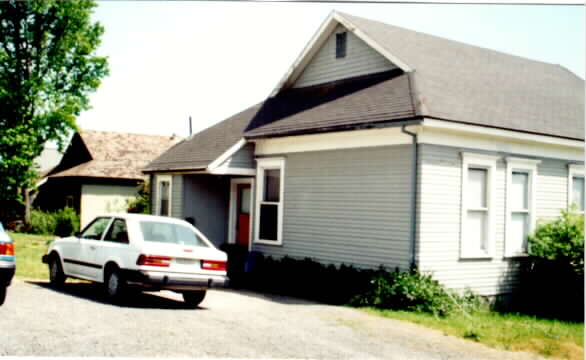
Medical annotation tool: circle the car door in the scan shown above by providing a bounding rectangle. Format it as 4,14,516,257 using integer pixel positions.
77,217,112,279
92,218,132,282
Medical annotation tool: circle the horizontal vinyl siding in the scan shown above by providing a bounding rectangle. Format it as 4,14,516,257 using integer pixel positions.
293,25,396,88
253,145,412,270
182,175,230,248
536,159,568,220
417,144,579,296
222,143,255,169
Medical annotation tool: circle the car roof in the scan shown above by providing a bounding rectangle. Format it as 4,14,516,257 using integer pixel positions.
97,213,189,225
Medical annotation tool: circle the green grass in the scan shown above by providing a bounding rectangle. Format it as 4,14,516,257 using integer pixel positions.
9,232,53,280
364,308,584,359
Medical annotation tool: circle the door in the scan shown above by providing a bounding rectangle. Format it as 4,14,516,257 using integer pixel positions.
236,184,251,248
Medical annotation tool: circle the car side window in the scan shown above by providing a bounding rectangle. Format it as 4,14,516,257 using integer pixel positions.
80,217,111,240
104,219,129,244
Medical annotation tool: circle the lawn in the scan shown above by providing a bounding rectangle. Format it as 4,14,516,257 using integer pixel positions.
364,308,584,360
9,232,53,280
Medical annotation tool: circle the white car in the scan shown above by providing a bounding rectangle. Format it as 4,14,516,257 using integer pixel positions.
0,222,16,306
42,214,228,307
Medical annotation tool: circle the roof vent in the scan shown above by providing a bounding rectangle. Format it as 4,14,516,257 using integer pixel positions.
336,32,347,59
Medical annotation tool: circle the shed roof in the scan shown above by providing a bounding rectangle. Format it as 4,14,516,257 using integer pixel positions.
50,130,180,180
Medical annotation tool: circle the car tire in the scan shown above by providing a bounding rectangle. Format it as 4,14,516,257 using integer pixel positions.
182,290,206,308
105,267,126,301
49,256,66,287
0,286,6,306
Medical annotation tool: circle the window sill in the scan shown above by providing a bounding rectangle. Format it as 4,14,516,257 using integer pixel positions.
504,253,529,259
460,253,493,260
254,239,283,246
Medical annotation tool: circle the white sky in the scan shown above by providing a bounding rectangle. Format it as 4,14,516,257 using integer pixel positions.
75,1,585,138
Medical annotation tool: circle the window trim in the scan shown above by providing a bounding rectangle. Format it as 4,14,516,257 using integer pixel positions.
460,153,499,259
504,157,541,258
254,157,285,246
155,175,172,217
568,164,585,214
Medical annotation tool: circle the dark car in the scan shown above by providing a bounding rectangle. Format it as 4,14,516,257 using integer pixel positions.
0,222,16,305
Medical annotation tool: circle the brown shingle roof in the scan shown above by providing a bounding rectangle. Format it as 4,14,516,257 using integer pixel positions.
50,130,181,180
143,104,262,173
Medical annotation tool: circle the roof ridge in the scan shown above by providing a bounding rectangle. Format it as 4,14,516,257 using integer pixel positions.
336,11,562,70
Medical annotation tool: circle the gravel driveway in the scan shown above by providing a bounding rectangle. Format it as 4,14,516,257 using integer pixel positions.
1,280,540,359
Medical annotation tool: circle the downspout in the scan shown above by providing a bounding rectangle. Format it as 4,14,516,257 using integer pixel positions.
401,125,418,270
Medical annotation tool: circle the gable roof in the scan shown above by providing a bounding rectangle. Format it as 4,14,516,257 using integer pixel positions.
49,130,180,180
143,104,262,173
145,11,584,173
250,11,584,140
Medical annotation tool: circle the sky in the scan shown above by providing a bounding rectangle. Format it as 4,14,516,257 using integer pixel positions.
74,1,585,139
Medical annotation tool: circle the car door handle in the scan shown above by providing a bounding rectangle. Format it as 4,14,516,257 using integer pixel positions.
90,246,96,250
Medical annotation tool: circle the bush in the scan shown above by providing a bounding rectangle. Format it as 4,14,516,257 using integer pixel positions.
352,268,458,317
127,182,150,214
518,209,584,321
54,207,80,237
245,255,372,305
242,255,480,317
30,209,57,235
28,208,79,237
528,208,583,275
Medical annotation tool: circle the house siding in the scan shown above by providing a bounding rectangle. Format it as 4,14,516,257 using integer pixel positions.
221,143,255,169
252,145,413,270
293,25,396,88
416,143,579,296
182,175,230,248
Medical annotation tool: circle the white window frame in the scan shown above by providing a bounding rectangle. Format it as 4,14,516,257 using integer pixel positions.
460,153,499,259
568,164,585,214
505,157,541,257
254,157,285,246
155,175,172,217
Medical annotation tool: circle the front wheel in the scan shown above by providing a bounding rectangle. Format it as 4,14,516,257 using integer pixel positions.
182,290,206,308
0,286,6,306
105,268,126,301
49,257,66,287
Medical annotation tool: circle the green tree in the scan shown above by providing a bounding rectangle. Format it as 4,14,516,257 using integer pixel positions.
0,0,108,221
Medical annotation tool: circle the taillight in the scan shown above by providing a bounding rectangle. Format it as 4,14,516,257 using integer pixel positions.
136,254,171,267
201,260,227,271
0,242,14,256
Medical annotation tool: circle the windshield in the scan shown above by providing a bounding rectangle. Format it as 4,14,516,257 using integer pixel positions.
139,221,209,247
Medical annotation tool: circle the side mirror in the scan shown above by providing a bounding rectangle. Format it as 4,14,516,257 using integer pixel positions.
74,232,82,238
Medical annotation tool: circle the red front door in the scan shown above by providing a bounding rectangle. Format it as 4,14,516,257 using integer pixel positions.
236,184,251,248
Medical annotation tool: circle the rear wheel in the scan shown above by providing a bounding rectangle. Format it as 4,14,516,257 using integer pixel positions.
0,286,6,306
182,290,206,308
105,267,126,301
49,256,66,287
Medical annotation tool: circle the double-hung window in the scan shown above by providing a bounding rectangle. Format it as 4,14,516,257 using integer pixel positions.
255,158,285,245
568,164,585,213
505,158,540,257
460,153,498,258
156,175,172,217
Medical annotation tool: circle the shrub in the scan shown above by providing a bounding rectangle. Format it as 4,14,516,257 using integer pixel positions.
352,268,457,317
127,182,151,214
28,208,79,237
54,207,80,237
518,208,584,321
242,255,480,317
30,209,57,235
528,208,584,275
